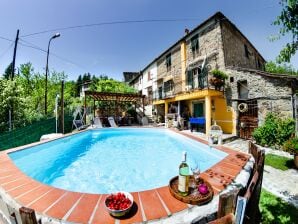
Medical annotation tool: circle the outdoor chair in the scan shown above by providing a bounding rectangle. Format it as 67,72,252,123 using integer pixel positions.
94,117,103,128
207,141,265,224
108,116,118,127
73,120,88,131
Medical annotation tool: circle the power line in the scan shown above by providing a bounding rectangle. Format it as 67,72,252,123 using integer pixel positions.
0,42,14,59
21,18,201,37
0,35,13,42
18,39,87,70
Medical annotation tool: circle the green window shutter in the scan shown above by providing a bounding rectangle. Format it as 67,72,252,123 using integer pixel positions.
191,34,199,52
187,70,193,87
166,53,171,68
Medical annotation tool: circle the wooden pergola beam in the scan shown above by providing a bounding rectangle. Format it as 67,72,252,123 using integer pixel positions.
84,91,146,122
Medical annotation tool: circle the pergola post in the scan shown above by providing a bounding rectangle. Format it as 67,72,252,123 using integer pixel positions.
84,94,87,124
93,99,95,118
115,96,118,124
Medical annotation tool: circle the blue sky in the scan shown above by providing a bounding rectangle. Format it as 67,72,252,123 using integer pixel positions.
0,0,297,81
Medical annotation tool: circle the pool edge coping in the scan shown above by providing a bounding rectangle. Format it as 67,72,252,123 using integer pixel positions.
0,127,252,223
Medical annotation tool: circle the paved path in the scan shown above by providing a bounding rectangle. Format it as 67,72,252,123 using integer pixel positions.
224,139,298,208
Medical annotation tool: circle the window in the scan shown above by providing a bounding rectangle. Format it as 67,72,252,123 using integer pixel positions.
238,80,248,99
166,53,171,71
148,71,151,81
244,44,249,58
164,80,174,94
257,59,262,70
191,34,199,57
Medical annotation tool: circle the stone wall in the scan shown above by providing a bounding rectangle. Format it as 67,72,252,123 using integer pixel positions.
226,68,295,124
221,21,265,70
157,46,182,94
185,20,225,72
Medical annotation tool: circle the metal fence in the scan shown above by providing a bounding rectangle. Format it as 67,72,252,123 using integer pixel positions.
295,94,298,136
0,116,73,151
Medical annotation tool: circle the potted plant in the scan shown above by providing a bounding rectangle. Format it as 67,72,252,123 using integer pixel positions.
283,137,298,169
209,69,228,90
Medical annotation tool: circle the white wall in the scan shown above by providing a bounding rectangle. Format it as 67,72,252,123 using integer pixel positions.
142,62,157,95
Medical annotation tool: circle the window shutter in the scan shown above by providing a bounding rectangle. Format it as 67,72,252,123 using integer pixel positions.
187,70,193,87
191,34,199,51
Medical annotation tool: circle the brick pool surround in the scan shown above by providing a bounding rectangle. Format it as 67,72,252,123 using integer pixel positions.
0,128,250,223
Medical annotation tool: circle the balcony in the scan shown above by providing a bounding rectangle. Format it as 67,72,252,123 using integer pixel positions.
153,69,225,101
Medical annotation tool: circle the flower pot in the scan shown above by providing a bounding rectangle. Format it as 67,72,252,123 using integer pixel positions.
209,77,224,90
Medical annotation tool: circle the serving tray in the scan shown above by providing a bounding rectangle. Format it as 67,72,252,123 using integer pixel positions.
169,176,214,205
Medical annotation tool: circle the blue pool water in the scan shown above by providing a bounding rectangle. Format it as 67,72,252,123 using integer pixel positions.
9,128,227,194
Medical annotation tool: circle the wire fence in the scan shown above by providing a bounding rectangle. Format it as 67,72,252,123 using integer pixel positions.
0,116,73,151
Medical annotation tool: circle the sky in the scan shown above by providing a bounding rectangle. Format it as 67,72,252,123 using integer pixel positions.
0,0,297,81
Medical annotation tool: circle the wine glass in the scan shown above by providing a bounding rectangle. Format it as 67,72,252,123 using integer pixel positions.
190,160,200,193
191,160,201,184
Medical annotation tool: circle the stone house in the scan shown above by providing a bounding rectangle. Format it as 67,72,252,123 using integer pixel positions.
126,11,298,138
226,67,298,138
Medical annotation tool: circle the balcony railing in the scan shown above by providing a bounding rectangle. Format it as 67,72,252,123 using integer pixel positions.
152,69,225,101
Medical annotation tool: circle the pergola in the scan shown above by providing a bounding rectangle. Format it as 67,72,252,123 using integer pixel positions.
84,91,145,123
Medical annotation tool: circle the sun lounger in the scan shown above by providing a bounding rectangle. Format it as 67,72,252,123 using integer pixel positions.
94,117,103,128
108,117,118,127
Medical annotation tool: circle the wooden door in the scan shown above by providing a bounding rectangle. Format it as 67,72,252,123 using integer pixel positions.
238,100,258,139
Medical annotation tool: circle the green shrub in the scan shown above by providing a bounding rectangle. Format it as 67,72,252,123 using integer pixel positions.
252,113,295,148
211,69,228,80
283,137,298,154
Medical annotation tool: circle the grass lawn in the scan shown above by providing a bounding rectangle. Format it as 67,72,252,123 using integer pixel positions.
260,189,298,224
264,153,294,171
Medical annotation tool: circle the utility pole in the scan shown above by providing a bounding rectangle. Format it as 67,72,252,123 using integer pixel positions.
11,29,19,80
60,80,65,133
9,29,19,131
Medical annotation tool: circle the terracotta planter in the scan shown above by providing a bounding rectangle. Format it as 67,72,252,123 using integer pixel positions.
209,78,224,90
294,154,298,169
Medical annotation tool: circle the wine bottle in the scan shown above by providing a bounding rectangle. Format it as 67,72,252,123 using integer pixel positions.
178,151,189,196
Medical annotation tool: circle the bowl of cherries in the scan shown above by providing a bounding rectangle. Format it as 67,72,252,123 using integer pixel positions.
105,191,133,217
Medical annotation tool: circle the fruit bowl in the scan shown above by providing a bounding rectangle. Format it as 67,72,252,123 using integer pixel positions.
105,191,133,217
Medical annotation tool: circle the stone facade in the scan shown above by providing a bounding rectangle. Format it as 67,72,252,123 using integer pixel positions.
226,68,297,124
185,20,225,72
157,46,182,94
221,21,265,70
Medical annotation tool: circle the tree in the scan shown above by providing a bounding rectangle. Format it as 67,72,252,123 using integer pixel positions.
273,0,298,63
265,61,298,75
19,62,34,94
75,75,82,97
95,78,136,93
0,79,27,131
3,62,13,79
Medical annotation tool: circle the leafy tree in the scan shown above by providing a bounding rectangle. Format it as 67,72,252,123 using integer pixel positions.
75,75,82,97
3,62,13,79
95,79,136,93
273,0,298,63
0,79,27,131
265,61,298,75
19,62,34,94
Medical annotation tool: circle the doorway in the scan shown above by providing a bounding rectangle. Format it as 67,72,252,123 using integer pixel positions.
193,102,204,117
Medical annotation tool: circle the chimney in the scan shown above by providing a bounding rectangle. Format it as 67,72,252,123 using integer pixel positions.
184,28,189,35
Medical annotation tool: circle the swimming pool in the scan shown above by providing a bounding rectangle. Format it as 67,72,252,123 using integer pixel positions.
9,128,227,194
